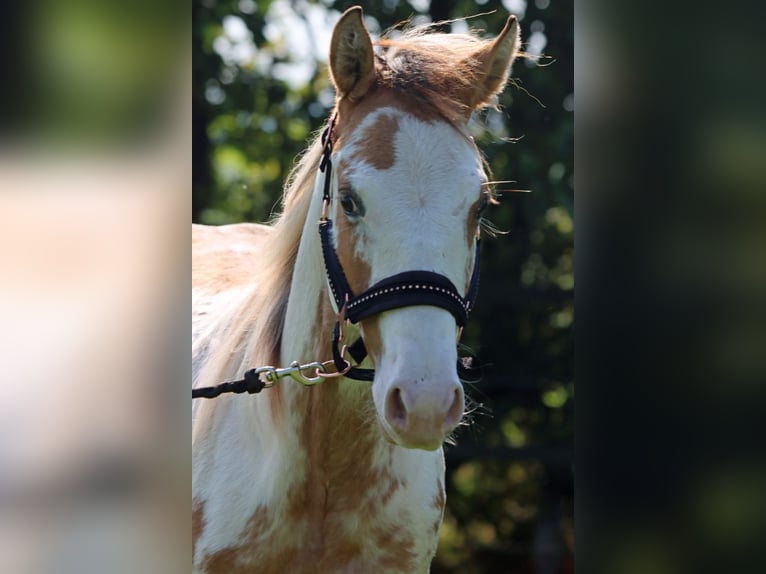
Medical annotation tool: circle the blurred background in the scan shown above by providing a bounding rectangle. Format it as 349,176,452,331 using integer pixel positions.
193,1,573,572
1,1,188,573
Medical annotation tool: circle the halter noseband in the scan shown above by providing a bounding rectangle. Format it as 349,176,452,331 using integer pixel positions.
318,115,481,381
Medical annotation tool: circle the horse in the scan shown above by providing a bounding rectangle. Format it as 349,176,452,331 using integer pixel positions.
192,7,521,573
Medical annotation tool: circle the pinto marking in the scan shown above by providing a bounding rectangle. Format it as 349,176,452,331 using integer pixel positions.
346,111,400,171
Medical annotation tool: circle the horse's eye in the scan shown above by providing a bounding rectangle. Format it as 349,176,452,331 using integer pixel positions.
340,192,364,218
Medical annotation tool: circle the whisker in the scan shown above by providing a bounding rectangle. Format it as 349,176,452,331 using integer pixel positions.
480,218,509,237
482,180,517,203
482,180,517,186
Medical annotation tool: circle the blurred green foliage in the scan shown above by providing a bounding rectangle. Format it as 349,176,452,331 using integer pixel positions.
193,0,572,571
3,0,185,145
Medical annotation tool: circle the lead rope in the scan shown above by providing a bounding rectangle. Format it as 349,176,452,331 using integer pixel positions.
193,361,331,399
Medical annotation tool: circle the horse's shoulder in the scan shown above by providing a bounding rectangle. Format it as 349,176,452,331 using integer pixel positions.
193,223,272,294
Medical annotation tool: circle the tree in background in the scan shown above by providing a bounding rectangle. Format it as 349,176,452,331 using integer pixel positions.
193,1,572,572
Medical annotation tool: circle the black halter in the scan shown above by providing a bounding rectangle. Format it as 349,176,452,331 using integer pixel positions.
318,116,481,381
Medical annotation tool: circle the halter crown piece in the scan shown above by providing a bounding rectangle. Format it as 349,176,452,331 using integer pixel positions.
317,115,482,381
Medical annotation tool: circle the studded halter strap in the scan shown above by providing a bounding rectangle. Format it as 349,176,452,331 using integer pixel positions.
317,115,481,381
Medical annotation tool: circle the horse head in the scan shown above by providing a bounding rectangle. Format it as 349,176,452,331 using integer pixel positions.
308,7,521,450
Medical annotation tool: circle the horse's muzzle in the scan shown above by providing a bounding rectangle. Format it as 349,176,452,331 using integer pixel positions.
381,377,464,450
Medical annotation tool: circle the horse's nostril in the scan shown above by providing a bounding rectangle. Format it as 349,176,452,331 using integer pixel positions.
385,386,408,429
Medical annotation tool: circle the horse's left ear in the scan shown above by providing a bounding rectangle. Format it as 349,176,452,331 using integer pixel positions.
467,15,521,109
330,6,376,101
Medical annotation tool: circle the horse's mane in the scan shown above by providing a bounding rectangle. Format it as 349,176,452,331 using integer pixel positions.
194,21,506,423
193,136,323,422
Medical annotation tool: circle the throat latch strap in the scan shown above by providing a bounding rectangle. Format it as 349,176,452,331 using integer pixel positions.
331,321,483,383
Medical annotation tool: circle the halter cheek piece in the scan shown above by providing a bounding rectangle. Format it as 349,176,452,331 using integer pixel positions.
318,116,481,381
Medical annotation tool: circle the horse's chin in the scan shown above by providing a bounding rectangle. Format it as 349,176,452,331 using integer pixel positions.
377,417,445,451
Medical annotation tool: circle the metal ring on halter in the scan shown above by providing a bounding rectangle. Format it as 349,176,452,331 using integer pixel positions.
316,345,352,379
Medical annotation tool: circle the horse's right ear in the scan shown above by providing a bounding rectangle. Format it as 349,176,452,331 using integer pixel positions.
329,6,376,101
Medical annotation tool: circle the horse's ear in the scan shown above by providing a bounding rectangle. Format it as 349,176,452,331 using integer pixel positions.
329,6,376,101
467,15,521,110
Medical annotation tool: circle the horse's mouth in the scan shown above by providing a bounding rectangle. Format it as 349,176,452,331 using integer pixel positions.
376,416,447,451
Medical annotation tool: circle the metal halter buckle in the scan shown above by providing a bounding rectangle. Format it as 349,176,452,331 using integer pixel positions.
255,361,327,387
